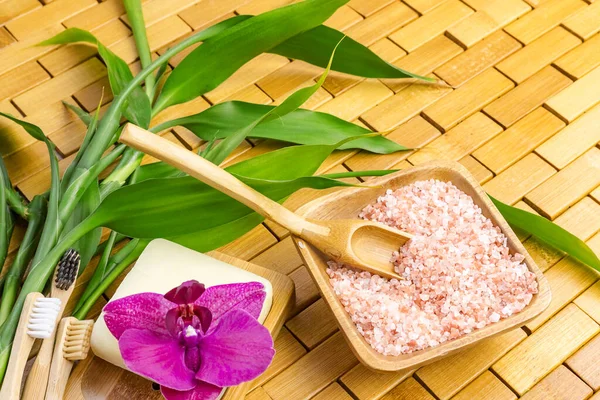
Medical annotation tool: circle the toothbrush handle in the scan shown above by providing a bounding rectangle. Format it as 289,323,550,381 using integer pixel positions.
0,293,42,400
45,318,72,400
22,300,66,400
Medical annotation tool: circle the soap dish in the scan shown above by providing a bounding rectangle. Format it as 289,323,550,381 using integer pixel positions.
293,160,551,372
65,251,295,399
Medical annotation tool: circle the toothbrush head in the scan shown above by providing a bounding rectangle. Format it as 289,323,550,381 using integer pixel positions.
63,318,94,361
27,297,61,339
55,249,80,291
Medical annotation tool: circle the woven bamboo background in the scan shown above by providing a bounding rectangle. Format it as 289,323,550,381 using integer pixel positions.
2,0,600,398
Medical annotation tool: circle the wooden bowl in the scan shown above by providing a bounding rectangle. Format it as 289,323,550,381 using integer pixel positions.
293,160,551,372
64,251,295,399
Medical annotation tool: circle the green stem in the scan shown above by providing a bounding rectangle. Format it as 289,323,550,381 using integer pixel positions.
5,189,27,220
73,238,148,319
74,230,117,313
123,0,155,99
0,195,46,326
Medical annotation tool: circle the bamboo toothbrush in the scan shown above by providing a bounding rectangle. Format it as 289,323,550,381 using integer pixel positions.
0,292,60,399
22,249,80,400
45,317,93,400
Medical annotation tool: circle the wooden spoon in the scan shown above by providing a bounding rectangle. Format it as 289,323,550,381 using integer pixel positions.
119,124,411,279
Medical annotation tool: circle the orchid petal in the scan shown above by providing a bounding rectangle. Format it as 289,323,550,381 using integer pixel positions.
119,328,196,391
104,293,174,339
196,309,275,387
196,282,266,326
165,280,206,304
161,382,223,400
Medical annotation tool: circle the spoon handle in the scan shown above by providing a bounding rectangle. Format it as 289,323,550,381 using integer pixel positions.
119,124,326,237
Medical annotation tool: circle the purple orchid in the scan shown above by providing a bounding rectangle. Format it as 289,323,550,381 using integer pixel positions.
103,280,275,400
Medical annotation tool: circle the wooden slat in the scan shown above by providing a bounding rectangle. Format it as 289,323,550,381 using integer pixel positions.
345,116,440,173
348,0,394,17
409,112,502,165
554,33,600,80
361,80,452,131
317,80,393,122
416,328,526,400
288,266,320,316
219,224,277,261
179,0,249,30
5,0,96,40
341,364,414,400
422,68,513,132
345,2,417,47
483,153,557,205
496,27,581,83
249,327,307,389
504,0,587,44
524,256,598,331
388,0,473,52
0,61,50,103
459,155,493,184
312,383,353,400
452,371,517,400
286,299,337,350
483,66,572,128
13,58,107,116
246,387,273,400
574,275,600,323
562,1,600,40
553,197,600,241
380,377,435,400
492,304,599,395
251,237,304,275
566,334,600,391
525,147,600,219
0,0,40,25
402,0,448,14
262,333,359,400
472,107,565,174
383,35,462,93
520,365,593,400
435,31,521,87
536,103,600,169
545,65,600,122
63,0,125,30
38,19,131,77
447,0,530,48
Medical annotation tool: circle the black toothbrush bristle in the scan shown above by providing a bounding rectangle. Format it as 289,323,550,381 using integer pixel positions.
55,248,80,290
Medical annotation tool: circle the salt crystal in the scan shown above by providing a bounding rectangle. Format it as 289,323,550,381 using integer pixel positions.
327,180,537,355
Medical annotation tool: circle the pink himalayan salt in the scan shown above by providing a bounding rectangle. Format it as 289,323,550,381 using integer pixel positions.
327,179,537,356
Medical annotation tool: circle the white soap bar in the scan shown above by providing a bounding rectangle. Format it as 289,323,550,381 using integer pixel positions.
91,239,273,369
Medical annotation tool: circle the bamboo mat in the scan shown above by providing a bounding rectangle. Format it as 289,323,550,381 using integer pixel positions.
2,0,600,398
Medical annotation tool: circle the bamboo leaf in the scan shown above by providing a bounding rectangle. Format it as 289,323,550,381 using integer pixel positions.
90,140,357,238
62,101,92,126
491,196,600,271
205,36,344,164
40,28,151,128
154,0,349,113
271,25,433,81
151,101,407,154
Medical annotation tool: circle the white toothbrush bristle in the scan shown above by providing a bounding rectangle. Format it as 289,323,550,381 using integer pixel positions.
27,298,61,339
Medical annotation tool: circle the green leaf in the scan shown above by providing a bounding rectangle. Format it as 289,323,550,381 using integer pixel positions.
0,112,46,141
40,28,151,128
491,196,600,271
271,25,433,81
151,102,406,154
63,101,92,126
61,182,102,270
205,36,343,165
154,0,349,113
91,140,355,238
123,0,155,98
171,213,265,252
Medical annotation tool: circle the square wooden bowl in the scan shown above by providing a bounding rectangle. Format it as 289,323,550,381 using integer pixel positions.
293,160,551,372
